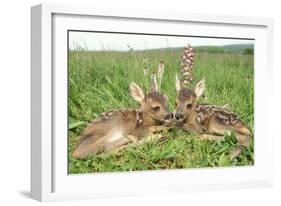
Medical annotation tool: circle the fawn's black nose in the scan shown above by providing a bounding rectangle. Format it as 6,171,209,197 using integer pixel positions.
164,113,173,120
175,113,184,120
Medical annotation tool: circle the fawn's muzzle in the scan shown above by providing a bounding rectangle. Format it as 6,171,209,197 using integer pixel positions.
175,113,184,120
164,113,174,121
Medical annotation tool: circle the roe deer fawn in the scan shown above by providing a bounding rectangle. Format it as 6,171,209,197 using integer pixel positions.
72,75,172,159
173,45,252,159
174,77,252,159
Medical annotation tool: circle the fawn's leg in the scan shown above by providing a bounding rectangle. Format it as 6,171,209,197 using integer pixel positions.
229,125,252,159
236,132,251,147
229,132,251,160
229,145,244,160
198,120,228,141
144,125,170,142
199,134,225,141
201,133,251,160
202,123,240,160
198,133,241,160
140,133,163,143
148,125,170,133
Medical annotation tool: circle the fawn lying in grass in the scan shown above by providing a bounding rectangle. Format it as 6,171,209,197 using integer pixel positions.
173,45,252,159
174,77,252,159
72,75,172,159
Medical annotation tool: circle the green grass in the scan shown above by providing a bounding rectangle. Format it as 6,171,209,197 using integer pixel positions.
68,48,254,174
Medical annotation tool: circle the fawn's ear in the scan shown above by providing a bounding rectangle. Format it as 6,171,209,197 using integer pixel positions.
194,78,206,97
130,82,145,103
150,73,159,92
175,74,181,92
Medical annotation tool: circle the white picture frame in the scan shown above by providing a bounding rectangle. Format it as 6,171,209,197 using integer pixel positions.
31,3,274,202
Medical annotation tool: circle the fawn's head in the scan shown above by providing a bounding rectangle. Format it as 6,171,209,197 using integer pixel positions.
130,75,172,123
174,75,205,121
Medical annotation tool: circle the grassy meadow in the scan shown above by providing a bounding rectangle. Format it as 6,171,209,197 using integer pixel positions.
68,46,254,174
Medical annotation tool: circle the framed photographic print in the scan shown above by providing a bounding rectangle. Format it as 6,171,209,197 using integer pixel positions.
31,3,274,201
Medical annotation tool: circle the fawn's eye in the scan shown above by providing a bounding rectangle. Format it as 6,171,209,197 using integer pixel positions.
151,106,160,112
175,102,177,107
186,103,193,109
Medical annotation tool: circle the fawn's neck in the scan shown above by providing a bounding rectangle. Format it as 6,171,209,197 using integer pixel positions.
139,111,157,127
184,108,198,124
